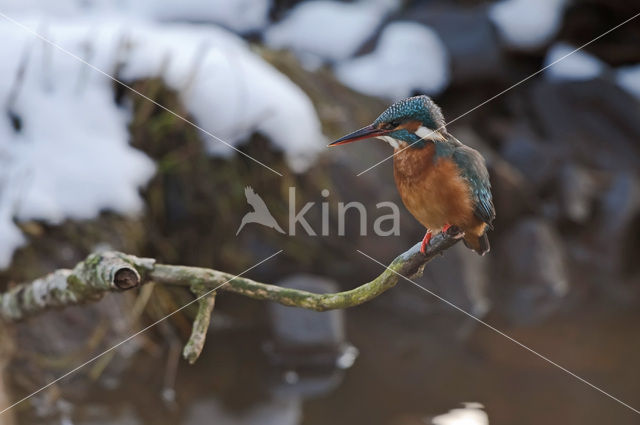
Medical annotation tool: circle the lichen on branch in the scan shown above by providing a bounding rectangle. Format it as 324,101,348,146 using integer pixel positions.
0,231,461,362
0,252,154,321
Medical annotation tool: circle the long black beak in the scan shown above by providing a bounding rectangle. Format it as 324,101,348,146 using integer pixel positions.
328,124,387,146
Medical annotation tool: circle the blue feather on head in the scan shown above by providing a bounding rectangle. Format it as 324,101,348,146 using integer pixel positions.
373,95,447,148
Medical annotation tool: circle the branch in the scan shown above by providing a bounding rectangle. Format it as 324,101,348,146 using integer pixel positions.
182,284,216,364
0,231,461,362
0,252,154,321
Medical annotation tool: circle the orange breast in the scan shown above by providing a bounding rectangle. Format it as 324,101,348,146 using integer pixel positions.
393,144,475,232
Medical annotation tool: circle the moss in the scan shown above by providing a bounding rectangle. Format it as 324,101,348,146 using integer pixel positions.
85,254,102,269
65,274,84,293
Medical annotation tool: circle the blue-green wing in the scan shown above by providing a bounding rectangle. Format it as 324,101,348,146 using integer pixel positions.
452,145,495,227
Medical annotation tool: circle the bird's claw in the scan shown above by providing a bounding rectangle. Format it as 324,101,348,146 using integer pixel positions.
419,231,432,255
444,225,464,238
420,226,465,255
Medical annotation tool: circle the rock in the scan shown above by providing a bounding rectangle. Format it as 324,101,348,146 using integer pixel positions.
9,291,145,423
267,275,344,353
500,123,563,189
184,398,301,425
592,172,640,275
452,126,537,224
488,155,537,225
562,1,640,64
529,79,640,172
497,218,569,323
264,275,358,398
399,5,507,84
389,243,491,321
68,404,141,425
557,162,598,224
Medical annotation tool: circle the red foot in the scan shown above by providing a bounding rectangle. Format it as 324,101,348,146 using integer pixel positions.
420,230,432,254
442,223,452,233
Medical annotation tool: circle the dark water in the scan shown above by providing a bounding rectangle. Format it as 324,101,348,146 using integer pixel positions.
309,305,640,425
22,295,640,425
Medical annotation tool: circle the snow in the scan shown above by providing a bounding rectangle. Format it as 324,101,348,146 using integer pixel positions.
0,0,271,33
489,0,567,50
0,17,325,268
335,22,450,100
544,43,605,81
432,403,489,425
264,0,398,66
126,0,271,33
114,22,325,170
0,19,156,268
616,64,640,100
0,172,26,268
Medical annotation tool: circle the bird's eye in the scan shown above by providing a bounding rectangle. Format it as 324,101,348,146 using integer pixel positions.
386,120,400,130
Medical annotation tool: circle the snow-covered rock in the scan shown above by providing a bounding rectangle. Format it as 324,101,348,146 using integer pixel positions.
616,64,640,100
0,18,325,268
335,22,450,100
264,0,398,66
0,176,27,268
489,0,567,50
127,0,271,33
0,0,271,33
544,43,605,81
112,22,325,169
0,19,156,267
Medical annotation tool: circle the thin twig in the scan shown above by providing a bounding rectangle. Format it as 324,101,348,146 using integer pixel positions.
182,283,216,364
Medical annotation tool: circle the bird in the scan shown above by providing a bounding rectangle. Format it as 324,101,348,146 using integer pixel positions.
236,186,286,235
328,95,495,255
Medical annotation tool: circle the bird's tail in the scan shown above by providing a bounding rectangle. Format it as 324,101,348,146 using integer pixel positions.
463,232,490,256
477,232,491,255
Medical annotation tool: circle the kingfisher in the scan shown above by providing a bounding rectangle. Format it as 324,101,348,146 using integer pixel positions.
329,95,495,255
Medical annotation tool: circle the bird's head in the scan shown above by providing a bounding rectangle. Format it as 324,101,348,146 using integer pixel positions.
329,95,447,150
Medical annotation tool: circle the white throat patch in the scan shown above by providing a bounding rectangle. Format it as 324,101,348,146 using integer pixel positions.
378,135,401,149
376,125,445,149
415,126,446,141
